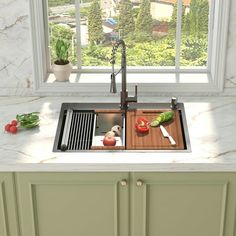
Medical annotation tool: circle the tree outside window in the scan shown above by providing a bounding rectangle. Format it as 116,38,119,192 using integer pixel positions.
47,0,210,68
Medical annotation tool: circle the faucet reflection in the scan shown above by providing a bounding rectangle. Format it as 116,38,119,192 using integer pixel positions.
110,39,137,110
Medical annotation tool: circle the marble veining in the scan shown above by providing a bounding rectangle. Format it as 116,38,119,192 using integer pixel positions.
0,0,33,96
221,0,236,90
225,76,236,87
225,33,236,89
0,96,236,171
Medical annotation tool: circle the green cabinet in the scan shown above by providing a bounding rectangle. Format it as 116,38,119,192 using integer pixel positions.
16,172,129,236
15,172,236,236
131,173,236,236
0,173,19,236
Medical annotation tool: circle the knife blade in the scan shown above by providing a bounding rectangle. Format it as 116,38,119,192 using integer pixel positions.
160,125,176,146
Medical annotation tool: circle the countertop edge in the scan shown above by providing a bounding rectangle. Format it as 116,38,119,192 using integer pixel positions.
1,163,236,172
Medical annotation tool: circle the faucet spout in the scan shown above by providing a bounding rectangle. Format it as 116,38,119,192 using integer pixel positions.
110,39,138,110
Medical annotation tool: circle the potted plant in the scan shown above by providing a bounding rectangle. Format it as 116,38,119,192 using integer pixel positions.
52,39,72,82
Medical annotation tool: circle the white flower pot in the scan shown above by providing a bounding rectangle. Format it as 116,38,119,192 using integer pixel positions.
52,62,72,82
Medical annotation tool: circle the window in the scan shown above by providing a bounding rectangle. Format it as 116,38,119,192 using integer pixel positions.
29,0,230,93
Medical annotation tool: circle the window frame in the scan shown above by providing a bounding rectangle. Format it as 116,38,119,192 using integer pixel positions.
29,0,230,94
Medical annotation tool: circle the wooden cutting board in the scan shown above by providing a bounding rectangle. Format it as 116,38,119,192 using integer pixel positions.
126,109,185,150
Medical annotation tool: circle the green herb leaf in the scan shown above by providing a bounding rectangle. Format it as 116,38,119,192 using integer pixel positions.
16,112,40,129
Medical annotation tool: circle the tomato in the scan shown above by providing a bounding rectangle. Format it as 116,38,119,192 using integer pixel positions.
4,124,12,132
135,117,149,133
9,126,18,134
11,120,18,126
103,136,116,146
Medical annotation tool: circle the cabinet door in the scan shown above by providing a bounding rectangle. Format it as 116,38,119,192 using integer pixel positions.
16,172,129,236
131,173,229,236
0,173,19,236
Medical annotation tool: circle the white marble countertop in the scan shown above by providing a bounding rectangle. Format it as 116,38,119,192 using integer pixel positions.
0,96,236,172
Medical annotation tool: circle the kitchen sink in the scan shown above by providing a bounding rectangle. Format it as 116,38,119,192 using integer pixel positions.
53,102,191,152
91,111,126,150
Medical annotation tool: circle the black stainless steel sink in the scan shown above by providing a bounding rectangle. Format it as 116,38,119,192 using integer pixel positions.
53,102,191,152
92,111,126,149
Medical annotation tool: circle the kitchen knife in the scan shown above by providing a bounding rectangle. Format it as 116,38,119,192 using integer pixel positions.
160,125,176,146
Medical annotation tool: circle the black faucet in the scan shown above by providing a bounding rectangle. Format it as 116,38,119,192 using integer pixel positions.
110,39,137,110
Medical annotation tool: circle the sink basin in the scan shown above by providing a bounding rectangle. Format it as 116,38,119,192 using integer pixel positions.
91,111,126,150
53,102,191,152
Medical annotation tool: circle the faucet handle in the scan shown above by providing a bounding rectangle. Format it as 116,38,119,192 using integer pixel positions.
133,85,138,102
135,85,138,99
126,85,138,103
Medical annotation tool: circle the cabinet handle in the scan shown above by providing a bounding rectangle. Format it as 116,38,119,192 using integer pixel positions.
120,179,128,186
136,179,143,187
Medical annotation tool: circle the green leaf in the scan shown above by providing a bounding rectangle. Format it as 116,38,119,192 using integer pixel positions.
16,112,40,129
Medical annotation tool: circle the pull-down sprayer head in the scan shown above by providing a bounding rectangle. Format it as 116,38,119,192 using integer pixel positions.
110,39,137,110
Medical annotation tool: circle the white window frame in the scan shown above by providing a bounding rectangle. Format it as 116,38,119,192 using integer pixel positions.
29,0,230,95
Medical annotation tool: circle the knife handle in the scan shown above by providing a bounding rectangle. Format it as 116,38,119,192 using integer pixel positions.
169,136,176,146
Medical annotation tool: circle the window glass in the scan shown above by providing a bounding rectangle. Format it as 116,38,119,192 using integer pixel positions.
46,0,210,69
81,0,177,67
48,0,78,67
180,0,210,67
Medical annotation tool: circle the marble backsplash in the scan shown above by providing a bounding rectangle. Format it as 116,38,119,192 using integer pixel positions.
225,0,236,89
0,0,33,95
0,0,235,96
